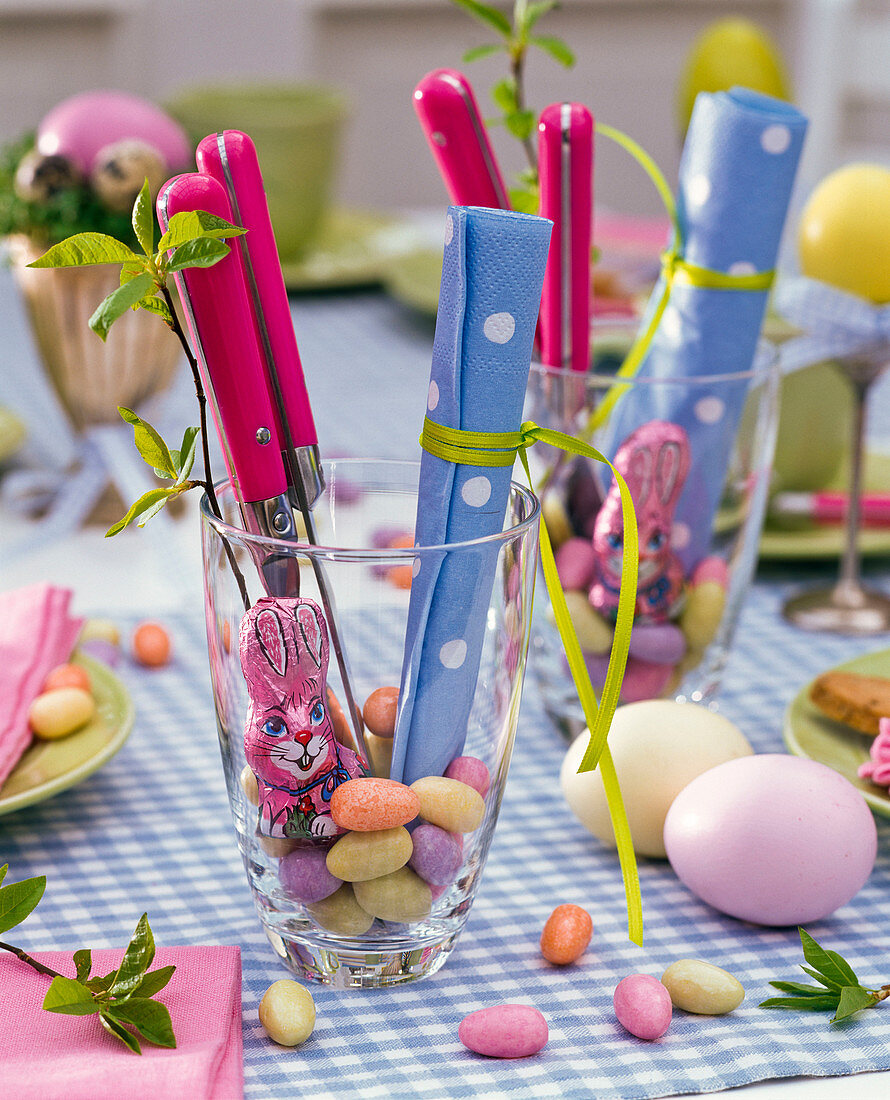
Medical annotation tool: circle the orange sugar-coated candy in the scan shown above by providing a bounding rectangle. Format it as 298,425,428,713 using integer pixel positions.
330,777,420,831
540,904,593,965
387,564,414,590
362,686,399,738
388,533,414,549
42,663,91,695
132,621,172,667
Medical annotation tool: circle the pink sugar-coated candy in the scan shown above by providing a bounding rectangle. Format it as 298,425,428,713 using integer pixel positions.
279,848,342,903
554,537,597,592
458,1004,548,1059
628,622,686,666
77,638,121,668
429,882,449,901
444,755,491,797
613,974,672,1040
371,526,412,549
330,777,420,832
408,823,463,886
583,652,674,703
692,556,729,588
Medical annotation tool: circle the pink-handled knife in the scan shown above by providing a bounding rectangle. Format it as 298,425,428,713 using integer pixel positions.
413,69,510,208
196,131,323,518
538,102,594,371
156,172,299,548
196,131,365,748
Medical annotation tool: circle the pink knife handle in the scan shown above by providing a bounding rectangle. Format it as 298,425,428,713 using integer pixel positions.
156,173,289,505
413,69,510,208
538,102,594,372
196,131,318,450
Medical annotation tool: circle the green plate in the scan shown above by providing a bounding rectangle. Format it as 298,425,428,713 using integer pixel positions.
279,208,426,291
760,452,890,561
783,648,890,817
382,246,442,317
0,653,134,816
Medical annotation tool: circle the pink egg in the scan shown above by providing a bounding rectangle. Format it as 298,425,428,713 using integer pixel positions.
38,91,191,175
692,555,729,588
554,537,597,591
664,754,877,926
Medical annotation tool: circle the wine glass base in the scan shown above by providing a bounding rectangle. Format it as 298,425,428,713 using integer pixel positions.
782,586,890,635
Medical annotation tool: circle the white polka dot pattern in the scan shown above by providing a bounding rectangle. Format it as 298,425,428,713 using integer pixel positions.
427,380,440,411
728,261,757,276
761,124,791,155
439,638,467,669
461,476,492,507
483,312,515,344
671,521,691,550
444,214,454,245
694,395,725,424
686,174,711,208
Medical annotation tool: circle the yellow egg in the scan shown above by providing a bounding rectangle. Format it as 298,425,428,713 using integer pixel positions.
677,18,791,136
799,163,890,302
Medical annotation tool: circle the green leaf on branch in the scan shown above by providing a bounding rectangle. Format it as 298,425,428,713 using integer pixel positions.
117,407,177,477
462,43,504,62
504,108,536,141
105,487,182,537
0,868,46,934
120,260,148,286
799,928,860,988
800,965,843,991
109,913,155,999
156,210,243,252
832,985,879,1023
132,178,155,256
85,970,116,995
108,997,176,1048
530,33,575,67
174,426,199,484
136,294,174,325
73,949,92,983
521,1,557,34
509,185,539,213
26,233,138,269
491,76,518,113
89,272,155,340
131,964,176,999
166,237,230,271
43,976,102,1016
100,1012,143,1054
450,0,512,37
759,994,840,1012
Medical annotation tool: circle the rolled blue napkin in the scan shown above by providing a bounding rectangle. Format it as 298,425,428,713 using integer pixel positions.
389,205,552,786
603,88,807,572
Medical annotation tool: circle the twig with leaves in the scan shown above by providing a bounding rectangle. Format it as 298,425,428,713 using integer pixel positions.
760,928,890,1024
452,0,575,210
0,864,176,1054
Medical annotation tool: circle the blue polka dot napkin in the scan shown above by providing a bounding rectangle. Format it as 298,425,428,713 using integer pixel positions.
390,206,552,784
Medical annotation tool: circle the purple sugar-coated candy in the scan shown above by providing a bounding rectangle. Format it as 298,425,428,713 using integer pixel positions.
370,525,412,549
628,622,686,666
554,537,597,592
279,847,342,903
78,638,121,668
581,651,675,703
445,755,491,797
408,823,463,885
567,461,603,530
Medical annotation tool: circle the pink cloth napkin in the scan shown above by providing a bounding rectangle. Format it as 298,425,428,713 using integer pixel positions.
0,945,243,1099
0,583,84,787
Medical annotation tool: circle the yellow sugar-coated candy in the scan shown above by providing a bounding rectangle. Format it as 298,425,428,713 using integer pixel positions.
679,581,726,653
364,731,394,779
562,590,613,655
79,618,120,646
541,491,574,549
411,776,485,833
28,687,95,740
240,765,259,806
661,959,745,1015
307,884,375,936
259,980,316,1046
353,866,432,923
256,835,299,859
326,826,413,882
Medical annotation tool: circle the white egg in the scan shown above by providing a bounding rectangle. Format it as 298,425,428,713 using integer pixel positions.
560,700,753,858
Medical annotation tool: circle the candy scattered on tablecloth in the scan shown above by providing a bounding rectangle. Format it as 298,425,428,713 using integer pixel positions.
614,974,673,1040
458,1004,549,1059
259,980,316,1047
660,959,746,1016
540,904,593,965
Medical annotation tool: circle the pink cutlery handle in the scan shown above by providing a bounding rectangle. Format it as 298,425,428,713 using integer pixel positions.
538,102,594,371
157,172,288,505
196,130,318,450
413,68,510,208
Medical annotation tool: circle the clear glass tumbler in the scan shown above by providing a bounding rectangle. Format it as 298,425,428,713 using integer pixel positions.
200,459,540,987
524,342,779,738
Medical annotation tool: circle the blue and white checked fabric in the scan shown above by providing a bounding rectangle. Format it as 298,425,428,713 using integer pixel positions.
2,572,890,1100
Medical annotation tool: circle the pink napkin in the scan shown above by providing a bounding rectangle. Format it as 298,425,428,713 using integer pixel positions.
0,945,243,1099
0,583,84,787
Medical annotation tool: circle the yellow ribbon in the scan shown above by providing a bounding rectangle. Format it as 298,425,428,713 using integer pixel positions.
587,123,776,433
420,416,643,945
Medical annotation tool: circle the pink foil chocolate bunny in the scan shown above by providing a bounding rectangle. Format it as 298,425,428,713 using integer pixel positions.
239,595,366,840
590,421,691,622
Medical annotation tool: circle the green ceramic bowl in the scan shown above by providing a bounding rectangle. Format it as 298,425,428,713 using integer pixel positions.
165,83,349,261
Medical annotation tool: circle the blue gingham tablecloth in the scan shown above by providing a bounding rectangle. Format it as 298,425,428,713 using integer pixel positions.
2,571,889,1100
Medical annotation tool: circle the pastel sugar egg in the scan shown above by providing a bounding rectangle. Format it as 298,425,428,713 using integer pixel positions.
679,581,726,652
352,865,432,923
279,848,342,903
326,826,413,882
692,556,729,588
307,884,375,936
28,687,95,740
459,1004,548,1058
79,618,120,647
444,755,490,796
259,980,315,1047
560,700,753,858
42,663,91,694
132,621,172,667
581,652,675,703
661,959,745,1015
77,638,121,668
563,591,613,655
664,754,877,925
554,537,597,591
330,777,420,831
540,904,593,965
411,775,485,833
408,823,463,885
363,731,394,779
614,974,672,1040
628,622,686,666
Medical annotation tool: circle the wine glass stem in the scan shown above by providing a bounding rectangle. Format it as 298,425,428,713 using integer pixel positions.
836,370,872,600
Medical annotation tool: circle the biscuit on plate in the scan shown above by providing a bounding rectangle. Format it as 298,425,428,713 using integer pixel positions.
809,671,890,736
